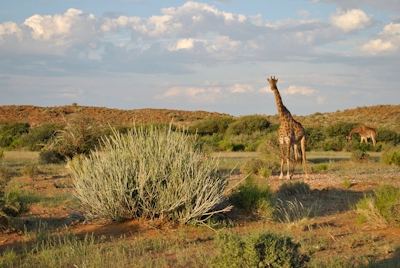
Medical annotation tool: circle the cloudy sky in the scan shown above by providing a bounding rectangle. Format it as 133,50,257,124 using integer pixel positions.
1,0,399,116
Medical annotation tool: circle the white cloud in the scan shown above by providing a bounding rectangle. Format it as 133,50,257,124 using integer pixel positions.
228,84,253,93
282,85,315,95
358,22,400,55
360,39,397,55
101,15,141,32
259,86,272,93
57,86,83,99
169,38,195,51
156,86,223,103
0,21,20,41
330,9,373,32
381,22,400,35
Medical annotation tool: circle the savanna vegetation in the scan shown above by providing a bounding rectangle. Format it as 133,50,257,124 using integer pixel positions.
1,104,400,267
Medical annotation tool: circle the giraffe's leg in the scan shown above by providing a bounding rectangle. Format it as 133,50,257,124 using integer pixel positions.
279,144,284,180
301,136,308,179
286,143,291,180
292,144,299,178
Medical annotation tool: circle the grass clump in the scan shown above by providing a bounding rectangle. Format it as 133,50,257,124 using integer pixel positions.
0,166,12,187
39,149,65,164
229,176,273,217
355,184,400,228
314,163,328,172
0,188,27,230
351,150,370,162
275,181,312,199
21,164,40,177
69,125,230,224
212,231,310,268
342,178,352,188
381,148,400,166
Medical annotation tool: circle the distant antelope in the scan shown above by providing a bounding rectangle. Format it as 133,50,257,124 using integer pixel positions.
346,125,377,147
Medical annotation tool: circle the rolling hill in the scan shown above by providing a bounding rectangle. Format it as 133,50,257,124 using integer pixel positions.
0,104,399,132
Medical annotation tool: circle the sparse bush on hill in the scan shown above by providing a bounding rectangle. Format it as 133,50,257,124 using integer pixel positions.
69,125,230,223
377,128,400,146
19,123,58,151
189,116,235,135
325,122,358,138
225,115,270,136
0,122,30,149
212,231,310,268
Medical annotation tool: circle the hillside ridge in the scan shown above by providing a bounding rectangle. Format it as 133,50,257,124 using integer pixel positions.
0,104,399,132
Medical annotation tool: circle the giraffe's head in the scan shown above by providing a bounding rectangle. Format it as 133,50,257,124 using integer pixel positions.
267,76,279,90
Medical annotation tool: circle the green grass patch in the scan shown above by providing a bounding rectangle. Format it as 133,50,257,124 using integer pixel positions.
355,184,400,228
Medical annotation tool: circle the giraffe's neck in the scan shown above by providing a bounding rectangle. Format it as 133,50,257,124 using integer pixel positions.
349,126,363,137
272,87,291,122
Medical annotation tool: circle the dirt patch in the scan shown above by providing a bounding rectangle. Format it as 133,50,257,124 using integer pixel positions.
1,171,400,266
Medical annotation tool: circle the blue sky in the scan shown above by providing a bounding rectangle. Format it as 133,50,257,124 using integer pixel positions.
1,0,399,116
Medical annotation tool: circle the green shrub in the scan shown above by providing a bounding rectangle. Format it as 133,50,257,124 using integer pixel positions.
20,123,58,151
325,122,358,138
212,231,310,268
355,184,400,228
189,116,235,135
69,126,230,223
226,115,270,136
39,149,65,164
0,166,12,187
226,131,267,152
381,148,400,166
0,188,27,229
0,122,30,148
305,126,325,151
198,133,224,153
217,140,233,151
21,164,40,177
275,181,312,199
240,158,265,175
48,115,102,159
315,163,328,172
229,176,273,215
377,128,400,145
351,150,370,162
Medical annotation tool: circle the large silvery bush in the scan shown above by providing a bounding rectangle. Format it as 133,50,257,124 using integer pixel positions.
68,125,230,224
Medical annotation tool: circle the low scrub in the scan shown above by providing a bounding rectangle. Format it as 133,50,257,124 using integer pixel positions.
381,148,400,166
69,126,231,224
355,184,400,228
0,188,27,230
229,176,273,217
275,181,312,199
351,150,370,162
21,164,40,177
212,231,310,268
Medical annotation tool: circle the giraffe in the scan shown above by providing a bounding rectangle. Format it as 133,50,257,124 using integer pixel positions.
346,125,377,147
267,76,308,180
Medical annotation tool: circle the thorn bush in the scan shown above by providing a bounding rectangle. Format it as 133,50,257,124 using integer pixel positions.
69,126,231,223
